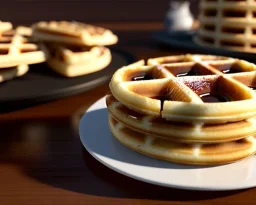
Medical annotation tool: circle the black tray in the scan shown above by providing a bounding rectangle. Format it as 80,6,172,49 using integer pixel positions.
152,30,256,63
0,49,134,113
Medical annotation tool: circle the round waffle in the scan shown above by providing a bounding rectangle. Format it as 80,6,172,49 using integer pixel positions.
109,115,256,165
106,94,256,143
110,54,256,124
194,0,256,52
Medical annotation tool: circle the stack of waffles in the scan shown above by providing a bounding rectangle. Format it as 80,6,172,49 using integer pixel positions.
107,54,256,165
31,21,118,77
0,21,47,83
194,0,256,53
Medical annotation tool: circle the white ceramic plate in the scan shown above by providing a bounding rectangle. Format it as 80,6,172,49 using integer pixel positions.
79,96,256,191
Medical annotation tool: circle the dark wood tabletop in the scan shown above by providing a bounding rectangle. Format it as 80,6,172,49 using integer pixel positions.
0,23,255,205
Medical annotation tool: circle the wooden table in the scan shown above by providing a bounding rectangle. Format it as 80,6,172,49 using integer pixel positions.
0,25,255,205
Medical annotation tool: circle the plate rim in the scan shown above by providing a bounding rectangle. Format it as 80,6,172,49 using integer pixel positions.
79,96,256,191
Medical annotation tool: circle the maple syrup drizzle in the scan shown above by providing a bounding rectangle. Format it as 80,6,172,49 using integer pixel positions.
151,96,169,110
176,69,199,77
222,67,241,74
200,93,231,102
131,74,154,81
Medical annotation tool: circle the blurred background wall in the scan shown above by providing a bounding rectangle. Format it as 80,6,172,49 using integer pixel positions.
0,0,199,26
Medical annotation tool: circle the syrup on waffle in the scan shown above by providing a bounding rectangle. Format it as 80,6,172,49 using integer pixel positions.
194,0,256,52
32,21,118,46
45,44,111,77
109,115,256,165
110,54,256,124
107,94,256,143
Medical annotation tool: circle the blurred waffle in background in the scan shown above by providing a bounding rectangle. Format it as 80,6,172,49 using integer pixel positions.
0,20,119,80
32,21,117,77
0,21,46,83
194,0,256,53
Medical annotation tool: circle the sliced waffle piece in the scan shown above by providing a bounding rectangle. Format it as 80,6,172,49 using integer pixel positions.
16,26,32,37
46,44,111,77
0,64,28,83
110,54,256,124
32,21,118,46
106,94,256,143
0,21,12,33
2,26,40,46
0,28,47,68
109,115,256,165
194,0,256,52
3,26,33,38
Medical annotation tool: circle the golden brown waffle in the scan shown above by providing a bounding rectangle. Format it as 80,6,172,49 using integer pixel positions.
109,115,256,165
110,54,256,124
45,44,111,77
0,21,12,33
0,25,32,81
106,94,256,143
0,27,47,68
32,21,118,46
2,26,32,38
194,0,256,52
0,64,28,83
